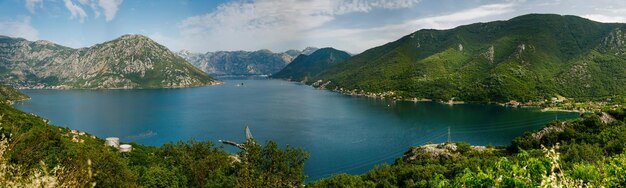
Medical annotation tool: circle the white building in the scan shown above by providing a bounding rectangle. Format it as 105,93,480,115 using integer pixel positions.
119,144,132,152
105,137,120,148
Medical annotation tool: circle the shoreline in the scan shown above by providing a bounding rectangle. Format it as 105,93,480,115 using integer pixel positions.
14,80,225,90
312,84,588,113
540,107,585,113
277,78,543,108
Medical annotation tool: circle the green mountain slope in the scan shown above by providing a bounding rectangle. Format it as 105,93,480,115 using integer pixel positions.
0,85,28,103
272,48,351,82
0,34,217,89
313,14,626,102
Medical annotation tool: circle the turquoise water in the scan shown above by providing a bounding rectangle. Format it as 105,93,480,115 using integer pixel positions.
14,78,579,180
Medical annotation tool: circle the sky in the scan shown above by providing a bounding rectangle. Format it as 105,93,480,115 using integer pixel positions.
1,0,625,54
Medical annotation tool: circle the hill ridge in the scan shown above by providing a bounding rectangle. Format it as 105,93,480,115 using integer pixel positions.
311,14,626,102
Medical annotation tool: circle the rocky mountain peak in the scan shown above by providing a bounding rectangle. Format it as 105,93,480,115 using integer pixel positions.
0,34,215,89
176,49,201,58
34,40,55,46
283,49,302,57
104,34,165,50
117,34,151,40
302,47,319,55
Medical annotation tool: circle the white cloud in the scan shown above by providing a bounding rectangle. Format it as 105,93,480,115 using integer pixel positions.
175,1,514,53
327,3,513,36
335,0,420,14
98,0,123,22
25,0,43,13
63,0,88,23
25,0,122,22
90,2,101,18
177,0,421,52
582,14,626,23
180,0,420,32
168,0,623,53
405,3,515,29
309,3,516,53
0,17,39,40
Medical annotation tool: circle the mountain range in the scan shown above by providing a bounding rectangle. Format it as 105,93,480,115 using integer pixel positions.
2,13,625,101
272,48,351,82
308,14,626,102
177,47,319,76
0,34,216,89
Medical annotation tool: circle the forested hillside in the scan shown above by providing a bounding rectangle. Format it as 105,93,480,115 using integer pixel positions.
313,14,626,102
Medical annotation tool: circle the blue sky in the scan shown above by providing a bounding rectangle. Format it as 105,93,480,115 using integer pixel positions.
1,0,625,53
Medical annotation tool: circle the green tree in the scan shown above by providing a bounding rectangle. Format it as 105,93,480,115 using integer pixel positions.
308,173,373,188
139,166,184,188
234,140,309,187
